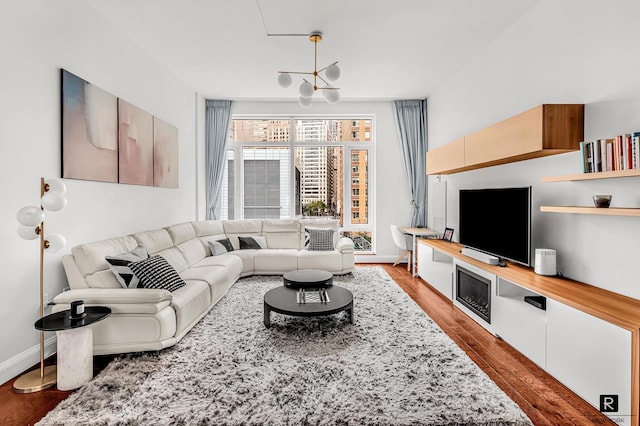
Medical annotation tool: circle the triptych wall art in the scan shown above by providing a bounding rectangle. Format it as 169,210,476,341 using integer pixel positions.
61,69,179,188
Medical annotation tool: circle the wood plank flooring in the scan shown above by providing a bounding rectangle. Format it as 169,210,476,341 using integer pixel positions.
381,263,615,426
0,263,615,425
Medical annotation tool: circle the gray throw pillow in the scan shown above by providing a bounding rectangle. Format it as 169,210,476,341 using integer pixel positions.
129,255,186,292
105,245,149,288
306,228,335,251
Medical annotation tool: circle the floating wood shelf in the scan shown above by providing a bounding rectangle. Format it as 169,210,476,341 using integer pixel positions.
540,206,640,216
541,168,640,182
427,104,584,175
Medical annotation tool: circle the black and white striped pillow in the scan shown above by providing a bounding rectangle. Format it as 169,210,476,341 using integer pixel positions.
129,255,186,292
105,245,149,288
306,228,335,251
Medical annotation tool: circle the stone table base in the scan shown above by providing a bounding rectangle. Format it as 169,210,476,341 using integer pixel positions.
56,327,92,391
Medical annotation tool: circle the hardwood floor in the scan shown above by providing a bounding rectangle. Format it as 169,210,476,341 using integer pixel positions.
381,263,615,426
0,263,615,425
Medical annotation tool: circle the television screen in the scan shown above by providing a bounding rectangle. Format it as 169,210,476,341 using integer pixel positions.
459,187,531,266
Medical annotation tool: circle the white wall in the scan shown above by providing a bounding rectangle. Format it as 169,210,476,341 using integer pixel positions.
428,0,640,299
0,1,197,383
230,101,412,262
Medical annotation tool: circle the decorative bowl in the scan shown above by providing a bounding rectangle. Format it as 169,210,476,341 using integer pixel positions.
592,195,612,208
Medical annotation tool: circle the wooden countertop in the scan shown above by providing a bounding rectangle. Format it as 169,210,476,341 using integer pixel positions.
419,238,640,331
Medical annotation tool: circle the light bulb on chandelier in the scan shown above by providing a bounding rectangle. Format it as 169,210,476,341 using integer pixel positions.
276,32,341,107
299,80,314,98
299,96,313,108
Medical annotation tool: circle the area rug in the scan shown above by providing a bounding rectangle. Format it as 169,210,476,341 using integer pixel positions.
38,267,532,425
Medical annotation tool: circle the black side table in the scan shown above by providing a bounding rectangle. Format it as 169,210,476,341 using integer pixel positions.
35,306,111,390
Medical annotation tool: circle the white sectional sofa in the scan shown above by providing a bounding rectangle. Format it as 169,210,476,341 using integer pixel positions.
53,218,355,355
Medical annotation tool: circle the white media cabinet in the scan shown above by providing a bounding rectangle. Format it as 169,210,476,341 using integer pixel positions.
418,239,639,426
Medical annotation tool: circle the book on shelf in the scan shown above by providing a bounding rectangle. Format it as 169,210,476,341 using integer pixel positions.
599,139,607,172
579,141,587,173
606,139,614,172
579,135,640,174
593,140,602,172
585,141,593,172
631,132,640,169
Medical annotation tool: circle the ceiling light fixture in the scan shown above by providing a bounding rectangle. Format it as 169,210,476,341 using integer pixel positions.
277,32,341,107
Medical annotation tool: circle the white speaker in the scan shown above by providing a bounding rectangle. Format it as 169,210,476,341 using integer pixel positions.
534,249,557,276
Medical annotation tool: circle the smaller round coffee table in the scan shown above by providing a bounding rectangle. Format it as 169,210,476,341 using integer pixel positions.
264,285,353,328
283,269,333,288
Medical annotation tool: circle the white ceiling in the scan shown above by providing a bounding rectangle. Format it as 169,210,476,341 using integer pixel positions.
88,0,540,100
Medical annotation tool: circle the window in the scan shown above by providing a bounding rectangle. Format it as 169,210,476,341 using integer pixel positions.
224,117,373,253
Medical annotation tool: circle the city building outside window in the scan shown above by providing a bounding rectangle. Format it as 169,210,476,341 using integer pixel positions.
222,117,373,253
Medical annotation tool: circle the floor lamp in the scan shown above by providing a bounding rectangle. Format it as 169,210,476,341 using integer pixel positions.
13,177,67,393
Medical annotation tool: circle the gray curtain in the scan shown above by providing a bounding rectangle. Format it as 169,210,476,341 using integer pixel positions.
393,99,428,227
205,99,233,220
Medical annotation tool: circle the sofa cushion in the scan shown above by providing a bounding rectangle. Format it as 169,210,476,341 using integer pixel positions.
132,229,174,255
254,249,298,274
297,249,343,272
166,223,196,245
72,236,139,277
170,280,211,337
261,219,302,249
239,236,266,250
156,248,189,273
227,250,256,275
191,220,225,237
105,245,149,288
129,255,187,292
177,239,206,266
191,255,243,282
306,228,335,251
180,265,228,287
180,266,231,303
223,219,263,250
85,270,124,289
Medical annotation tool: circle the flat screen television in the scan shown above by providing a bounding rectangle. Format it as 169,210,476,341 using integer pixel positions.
459,186,531,266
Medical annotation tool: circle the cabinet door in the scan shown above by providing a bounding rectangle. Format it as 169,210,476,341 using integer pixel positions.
547,299,632,426
492,278,546,369
417,243,453,300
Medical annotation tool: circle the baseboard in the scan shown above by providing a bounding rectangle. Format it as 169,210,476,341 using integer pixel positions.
355,255,404,264
0,335,57,387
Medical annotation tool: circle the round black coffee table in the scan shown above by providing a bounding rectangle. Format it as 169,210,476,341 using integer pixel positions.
263,285,353,328
283,269,333,288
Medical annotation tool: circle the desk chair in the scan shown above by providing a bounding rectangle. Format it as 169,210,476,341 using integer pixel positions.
390,225,413,271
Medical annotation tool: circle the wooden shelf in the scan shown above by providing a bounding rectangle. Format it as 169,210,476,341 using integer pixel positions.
540,205,640,216
541,168,640,182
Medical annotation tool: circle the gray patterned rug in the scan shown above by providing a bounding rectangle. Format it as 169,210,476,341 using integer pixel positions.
38,267,532,425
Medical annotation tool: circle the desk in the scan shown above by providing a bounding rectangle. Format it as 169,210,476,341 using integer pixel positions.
399,227,439,276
